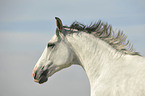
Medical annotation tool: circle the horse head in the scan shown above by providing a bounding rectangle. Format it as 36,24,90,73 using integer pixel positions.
32,17,80,84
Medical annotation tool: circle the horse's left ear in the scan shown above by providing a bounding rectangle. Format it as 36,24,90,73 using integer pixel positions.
55,17,63,32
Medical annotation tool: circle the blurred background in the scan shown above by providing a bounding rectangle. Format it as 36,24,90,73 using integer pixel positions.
0,0,145,96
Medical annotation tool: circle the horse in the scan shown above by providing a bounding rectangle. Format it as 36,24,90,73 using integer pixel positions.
32,17,145,96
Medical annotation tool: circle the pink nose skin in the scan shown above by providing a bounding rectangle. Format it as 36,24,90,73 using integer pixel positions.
32,66,39,83
33,78,39,83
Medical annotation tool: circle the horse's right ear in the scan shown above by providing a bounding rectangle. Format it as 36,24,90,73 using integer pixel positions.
55,17,63,32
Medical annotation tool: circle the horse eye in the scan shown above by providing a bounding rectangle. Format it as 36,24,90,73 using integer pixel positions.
47,43,55,48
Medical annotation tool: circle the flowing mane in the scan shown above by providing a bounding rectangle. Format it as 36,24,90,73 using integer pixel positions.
64,21,140,56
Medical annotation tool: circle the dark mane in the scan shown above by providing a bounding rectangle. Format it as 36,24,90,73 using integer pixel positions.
67,21,140,56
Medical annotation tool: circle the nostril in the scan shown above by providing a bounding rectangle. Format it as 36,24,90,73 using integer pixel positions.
34,71,37,79
32,67,38,80
32,70,37,80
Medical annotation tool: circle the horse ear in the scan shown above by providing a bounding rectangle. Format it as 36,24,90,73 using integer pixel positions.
55,17,63,32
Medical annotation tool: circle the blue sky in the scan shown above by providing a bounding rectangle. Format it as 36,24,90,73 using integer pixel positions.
0,0,145,96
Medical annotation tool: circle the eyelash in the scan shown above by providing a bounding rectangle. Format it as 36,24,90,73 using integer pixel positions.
47,43,55,48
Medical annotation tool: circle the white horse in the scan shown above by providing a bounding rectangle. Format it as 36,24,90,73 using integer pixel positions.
32,17,145,96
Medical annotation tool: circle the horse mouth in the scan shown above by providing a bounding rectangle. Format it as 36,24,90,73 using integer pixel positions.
33,64,57,84
33,69,49,84
39,75,48,84
38,70,49,84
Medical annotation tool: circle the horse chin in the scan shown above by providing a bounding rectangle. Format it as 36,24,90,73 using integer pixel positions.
38,69,49,84
37,67,56,84
38,75,48,84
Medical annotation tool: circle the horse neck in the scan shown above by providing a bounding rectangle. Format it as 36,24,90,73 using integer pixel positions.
66,32,126,89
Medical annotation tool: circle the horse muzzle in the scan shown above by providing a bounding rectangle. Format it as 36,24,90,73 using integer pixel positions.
32,61,54,84
32,67,48,84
